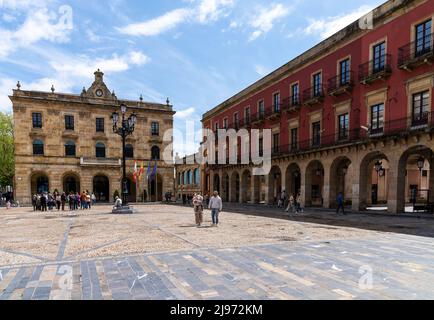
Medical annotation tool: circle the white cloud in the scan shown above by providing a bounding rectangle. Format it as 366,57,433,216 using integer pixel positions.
0,78,16,112
254,64,271,77
118,0,235,37
196,0,234,24
248,3,292,41
0,48,152,113
175,107,196,119
117,8,192,37
129,51,151,65
0,5,73,58
304,5,376,40
50,51,150,79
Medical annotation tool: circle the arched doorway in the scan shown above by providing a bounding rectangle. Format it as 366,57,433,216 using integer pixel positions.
213,174,221,194
285,163,301,198
222,174,230,202
63,173,80,194
241,170,252,203
359,152,389,211
329,157,352,209
31,173,49,195
126,177,137,203
149,174,163,202
268,166,282,205
305,161,324,207
230,171,240,202
93,175,110,202
397,145,434,213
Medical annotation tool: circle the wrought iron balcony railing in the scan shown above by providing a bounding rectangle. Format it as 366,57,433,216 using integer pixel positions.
398,33,434,70
207,112,434,165
359,54,392,84
302,86,324,106
328,71,355,96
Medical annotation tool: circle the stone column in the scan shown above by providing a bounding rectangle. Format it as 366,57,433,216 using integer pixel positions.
322,163,331,209
387,156,403,214
251,174,258,204
352,166,362,212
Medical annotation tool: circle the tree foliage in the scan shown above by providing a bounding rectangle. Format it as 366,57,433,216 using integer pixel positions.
0,112,14,188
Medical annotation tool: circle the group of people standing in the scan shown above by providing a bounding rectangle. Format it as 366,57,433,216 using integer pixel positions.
191,191,222,227
276,190,303,215
32,191,96,212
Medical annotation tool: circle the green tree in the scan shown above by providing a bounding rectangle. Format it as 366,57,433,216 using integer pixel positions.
0,112,14,188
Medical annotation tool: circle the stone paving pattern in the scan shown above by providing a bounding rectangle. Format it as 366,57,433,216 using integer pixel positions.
1,204,434,300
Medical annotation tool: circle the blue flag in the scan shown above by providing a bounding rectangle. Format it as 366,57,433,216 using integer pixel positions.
150,160,158,178
146,161,152,178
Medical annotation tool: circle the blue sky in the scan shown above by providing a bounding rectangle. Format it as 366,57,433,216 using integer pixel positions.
0,0,385,155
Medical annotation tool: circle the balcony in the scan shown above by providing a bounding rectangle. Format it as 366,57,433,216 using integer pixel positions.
251,112,266,126
328,71,354,96
302,87,324,106
398,34,434,71
267,105,282,121
80,157,121,167
359,54,392,85
283,96,301,113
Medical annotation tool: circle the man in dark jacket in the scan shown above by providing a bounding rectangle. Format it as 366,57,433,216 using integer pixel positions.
337,192,346,215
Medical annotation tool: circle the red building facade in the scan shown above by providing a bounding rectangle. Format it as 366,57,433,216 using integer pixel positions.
201,0,434,214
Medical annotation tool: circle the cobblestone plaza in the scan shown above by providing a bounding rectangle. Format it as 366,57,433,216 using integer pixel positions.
1,205,434,300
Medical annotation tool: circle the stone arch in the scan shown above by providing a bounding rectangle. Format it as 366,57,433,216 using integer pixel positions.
30,171,50,196
329,156,352,208
222,173,230,202
305,160,325,207
285,163,302,199
397,145,434,212
93,174,110,202
230,170,240,202
149,173,163,202
213,173,221,194
268,166,282,205
241,169,252,203
126,174,137,203
62,171,81,194
358,151,389,211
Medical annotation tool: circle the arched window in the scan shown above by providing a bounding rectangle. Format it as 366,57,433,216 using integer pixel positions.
151,146,160,160
33,139,44,155
125,144,134,159
183,172,187,185
186,170,191,185
96,142,106,158
65,141,76,157
194,169,200,185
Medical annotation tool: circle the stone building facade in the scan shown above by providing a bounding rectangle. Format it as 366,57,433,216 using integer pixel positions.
11,70,175,205
175,153,202,202
201,0,434,214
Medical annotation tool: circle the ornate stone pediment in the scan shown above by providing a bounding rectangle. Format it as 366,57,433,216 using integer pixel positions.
82,69,117,101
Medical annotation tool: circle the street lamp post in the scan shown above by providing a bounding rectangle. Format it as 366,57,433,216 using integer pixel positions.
112,104,137,213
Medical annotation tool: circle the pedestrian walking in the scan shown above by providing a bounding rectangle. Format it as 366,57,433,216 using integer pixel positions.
337,192,346,215
208,191,223,227
286,194,295,215
193,194,204,227
296,192,302,213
